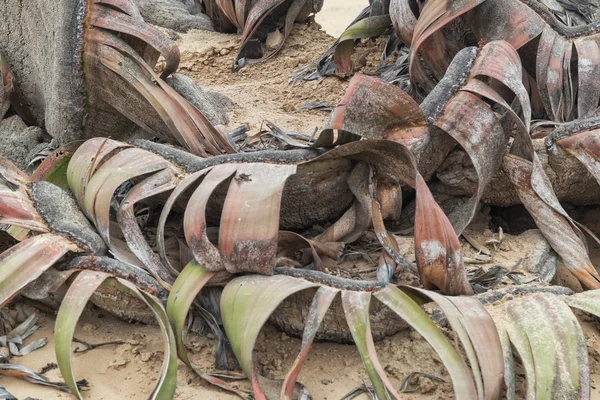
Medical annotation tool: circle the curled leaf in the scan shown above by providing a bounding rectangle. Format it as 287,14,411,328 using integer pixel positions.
56,269,177,400
0,234,79,307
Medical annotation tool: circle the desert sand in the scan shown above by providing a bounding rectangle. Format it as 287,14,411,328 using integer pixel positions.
5,2,600,400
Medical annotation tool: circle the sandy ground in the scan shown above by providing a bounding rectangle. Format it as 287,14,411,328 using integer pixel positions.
5,2,600,400
316,0,367,36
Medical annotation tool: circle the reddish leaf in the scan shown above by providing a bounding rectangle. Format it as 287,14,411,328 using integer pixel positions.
390,0,418,46
218,163,296,274
94,37,232,156
310,135,472,295
81,147,175,244
574,38,600,118
158,170,210,275
0,158,48,233
414,174,473,295
434,90,507,234
88,0,180,78
408,0,486,92
0,234,80,307
316,74,425,146
184,164,237,272
185,163,296,275
536,27,573,121
237,0,287,60
216,0,239,28
504,154,600,289
557,128,600,185
67,138,131,207
281,286,338,399
118,168,181,286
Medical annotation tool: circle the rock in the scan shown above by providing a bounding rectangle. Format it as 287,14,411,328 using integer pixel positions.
166,73,234,126
132,0,214,32
516,229,557,282
140,352,154,362
0,116,45,170
266,30,285,49
108,356,129,370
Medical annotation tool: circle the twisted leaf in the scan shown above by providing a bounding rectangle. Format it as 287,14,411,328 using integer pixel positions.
184,163,296,274
281,286,338,399
374,285,478,398
221,274,317,397
0,364,85,394
333,15,392,75
0,234,79,307
342,290,401,399
56,269,177,400
0,159,49,233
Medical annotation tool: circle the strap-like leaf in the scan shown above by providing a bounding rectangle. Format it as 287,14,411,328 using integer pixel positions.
316,73,425,146
185,163,296,274
504,154,600,289
390,0,418,46
415,174,473,295
0,158,49,233
406,0,600,121
166,261,214,367
374,285,477,399
89,0,180,78
55,270,108,399
281,286,338,399
67,138,131,207
0,234,79,307
332,15,392,75
498,327,516,400
81,147,173,243
342,290,401,400
499,294,588,399
221,274,317,397
157,169,210,275
409,287,503,399
557,128,600,185
408,0,486,93
234,0,287,69
118,168,180,286
56,270,178,399
218,163,296,274
167,261,261,398
236,0,309,69
184,164,238,271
